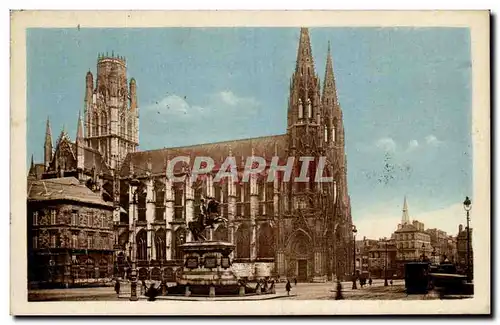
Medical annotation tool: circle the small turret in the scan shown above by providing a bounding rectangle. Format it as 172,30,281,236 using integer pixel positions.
76,111,85,173
129,78,137,114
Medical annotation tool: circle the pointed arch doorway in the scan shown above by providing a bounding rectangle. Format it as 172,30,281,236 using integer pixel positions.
286,229,313,282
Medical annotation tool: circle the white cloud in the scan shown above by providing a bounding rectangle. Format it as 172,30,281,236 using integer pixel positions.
425,134,443,146
355,203,467,240
375,137,397,153
407,139,419,152
139,90,261,144
219,91,239,106
217,90,258,107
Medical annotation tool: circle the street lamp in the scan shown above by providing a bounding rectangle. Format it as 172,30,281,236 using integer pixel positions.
463,196,472,283
384,238,388,287
129,177,140,301
352,225,357,290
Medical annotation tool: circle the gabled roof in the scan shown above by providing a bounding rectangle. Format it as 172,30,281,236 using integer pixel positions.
119,134,288,177
27,177,113,208
46,138,110,176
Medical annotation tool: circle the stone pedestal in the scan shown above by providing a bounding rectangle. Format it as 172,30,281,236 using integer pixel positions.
177,241,239,296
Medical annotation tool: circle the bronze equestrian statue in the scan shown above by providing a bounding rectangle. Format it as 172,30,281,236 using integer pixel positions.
188,197,228,241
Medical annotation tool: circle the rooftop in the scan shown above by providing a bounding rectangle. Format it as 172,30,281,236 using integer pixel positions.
27,177,113,208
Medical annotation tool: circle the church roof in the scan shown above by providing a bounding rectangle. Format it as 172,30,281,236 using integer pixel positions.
82,146,111,175
27,177,113,208
119,134,288,177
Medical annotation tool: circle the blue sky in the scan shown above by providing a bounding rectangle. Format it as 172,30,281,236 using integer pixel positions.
27,27,472,238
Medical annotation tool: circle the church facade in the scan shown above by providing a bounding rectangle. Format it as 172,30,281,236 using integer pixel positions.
29,28,354,283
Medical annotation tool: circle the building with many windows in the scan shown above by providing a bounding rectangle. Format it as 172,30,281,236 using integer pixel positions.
368,238,397,279
425,227,448,263
392,197,432,274
27,177,114,288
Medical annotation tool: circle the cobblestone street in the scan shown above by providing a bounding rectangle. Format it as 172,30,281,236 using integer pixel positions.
28,279,471,301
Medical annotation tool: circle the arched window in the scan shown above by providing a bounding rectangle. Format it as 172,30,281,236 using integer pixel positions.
173,228,186,260
155,182,165,221
291,231,311,257
324,126,328,143
120,115,126,139
137,186,146,222
92,112,99,137
127,120,132,140
98,258,108,278
136,229,147,261
101,112,107,135
155,229,166,261
257,223,274,258
236,223,250,259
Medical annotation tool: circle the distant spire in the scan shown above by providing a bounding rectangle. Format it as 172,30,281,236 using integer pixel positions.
295,27,316,76
402,196,410,224
44,117,53,170
76,110,84,141
28,154,36,175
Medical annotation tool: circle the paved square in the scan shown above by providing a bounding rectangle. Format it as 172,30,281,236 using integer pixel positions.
28,279,472,301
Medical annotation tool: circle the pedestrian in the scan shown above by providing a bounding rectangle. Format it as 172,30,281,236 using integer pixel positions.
390,279,393,286
369,277,372,286
335,280,344,300
146,283,159,301
294,278,297,286
114,279,121,295
141,280,147,294
285,280,291,296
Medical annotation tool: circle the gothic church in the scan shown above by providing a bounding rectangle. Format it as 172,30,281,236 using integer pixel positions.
29,28,353,282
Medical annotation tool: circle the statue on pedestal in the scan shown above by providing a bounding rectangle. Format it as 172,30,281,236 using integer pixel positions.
188,196,228,241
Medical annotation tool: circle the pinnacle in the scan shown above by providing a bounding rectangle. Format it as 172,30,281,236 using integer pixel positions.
295,27,315,75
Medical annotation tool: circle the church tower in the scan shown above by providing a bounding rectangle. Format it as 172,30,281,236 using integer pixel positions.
286,28,323,211
321,40,353,280
84,53,139,171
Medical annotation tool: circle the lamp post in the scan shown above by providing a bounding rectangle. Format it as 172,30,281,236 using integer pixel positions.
129,178,140,301
384,238,388,286
352,225,357,290
463,196,472,283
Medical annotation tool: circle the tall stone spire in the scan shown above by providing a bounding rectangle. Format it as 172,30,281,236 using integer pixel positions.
322,41,339,108
295,27,316,77
402,196,410,225
44,117,53,170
